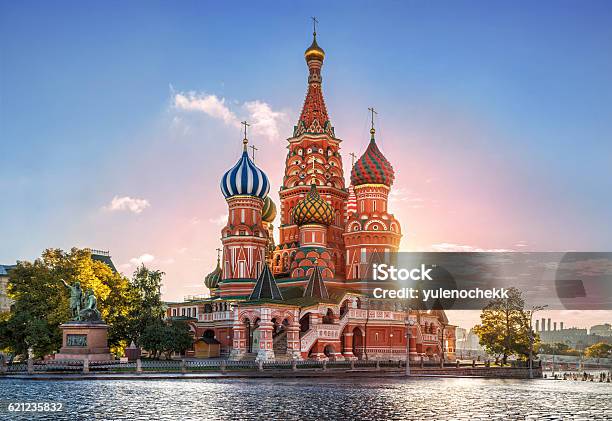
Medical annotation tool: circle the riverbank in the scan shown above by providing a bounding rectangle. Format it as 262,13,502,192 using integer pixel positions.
1,366,542,381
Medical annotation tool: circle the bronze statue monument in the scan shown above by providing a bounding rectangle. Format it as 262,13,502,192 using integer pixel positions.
61,280,102,323
57,279,110,361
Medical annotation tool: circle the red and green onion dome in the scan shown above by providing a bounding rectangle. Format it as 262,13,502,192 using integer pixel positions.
350,128,395,187
262,196,277,223
292,184,334,226
204,259,222,290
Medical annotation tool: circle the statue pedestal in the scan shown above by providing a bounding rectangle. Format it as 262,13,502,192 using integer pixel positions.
55,322,112,361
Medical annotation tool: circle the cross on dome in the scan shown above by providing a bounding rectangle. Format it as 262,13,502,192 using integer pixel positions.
241,120,250,150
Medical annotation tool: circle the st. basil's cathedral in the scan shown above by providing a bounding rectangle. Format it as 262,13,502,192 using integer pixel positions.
166,29,456,361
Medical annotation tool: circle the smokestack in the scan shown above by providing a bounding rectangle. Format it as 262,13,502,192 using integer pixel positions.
560,322,564,331
535,320,540,332
542,318,546,331
553,322,557,331
547,318,551,331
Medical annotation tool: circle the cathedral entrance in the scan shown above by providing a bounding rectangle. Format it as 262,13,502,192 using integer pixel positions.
250,318,261,354
322,308,335,324
299,313,311,332
323,344,336,360
272,318,289,357
244,319,252,353
352,327,364,359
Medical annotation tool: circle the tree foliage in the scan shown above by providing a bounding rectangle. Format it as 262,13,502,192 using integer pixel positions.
0,248,139,358
140,320,193,359
537,342,581,356
129,265,166,346
584,342,612,359
473,287,536,364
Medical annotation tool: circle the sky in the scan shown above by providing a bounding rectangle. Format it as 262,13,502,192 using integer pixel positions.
1,1,612,329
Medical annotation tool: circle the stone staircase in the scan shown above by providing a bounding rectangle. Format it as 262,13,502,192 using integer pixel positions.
273,330,288,358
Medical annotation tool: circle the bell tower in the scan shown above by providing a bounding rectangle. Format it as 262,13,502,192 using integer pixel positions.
272,22,348,279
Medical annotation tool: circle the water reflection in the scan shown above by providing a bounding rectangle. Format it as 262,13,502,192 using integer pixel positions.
1,377,611,420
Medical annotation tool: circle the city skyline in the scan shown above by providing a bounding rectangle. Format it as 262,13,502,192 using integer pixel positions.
2,2,612,330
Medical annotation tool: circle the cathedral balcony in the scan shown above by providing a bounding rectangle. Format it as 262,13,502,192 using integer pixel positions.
422,333,440,343
345,308,368,320
198,310,233,323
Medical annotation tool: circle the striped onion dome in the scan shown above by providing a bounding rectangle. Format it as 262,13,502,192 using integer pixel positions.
220,150,270,199
350,128,395,187
262,196,277,223
204,258,222,290
292,184,334,226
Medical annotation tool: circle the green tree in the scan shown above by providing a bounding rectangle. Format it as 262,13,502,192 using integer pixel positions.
473,287,534,364
166,320,194,358
0,248,137,358
0,259,66,358
537,342,580,356
139,321,166,359
129,265,166,345
140,320,193,359
584,342,612,359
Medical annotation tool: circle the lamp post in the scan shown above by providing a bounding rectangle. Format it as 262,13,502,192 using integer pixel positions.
405,311,415,376
440,325,446,364
529,304,548,379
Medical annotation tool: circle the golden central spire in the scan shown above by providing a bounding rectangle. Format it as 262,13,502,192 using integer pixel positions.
305,17,325,62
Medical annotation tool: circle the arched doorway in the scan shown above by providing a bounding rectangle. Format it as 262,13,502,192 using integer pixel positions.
251,318,261,354
244,319,252,353
322,308,335,324
352,327,364,359
272,318,289,356
323,344,336,360
340,300,349,317
299,313,311,332
425,347,434,359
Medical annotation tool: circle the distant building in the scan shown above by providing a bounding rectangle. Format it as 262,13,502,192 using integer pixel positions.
455,327,484,356
0,264,16,313
590,323,612,337
86,249,118,273
537,318,611,349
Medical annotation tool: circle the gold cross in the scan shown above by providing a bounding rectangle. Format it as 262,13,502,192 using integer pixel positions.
241,121,250,150
241,121,250,139
311,16,319,35
368,107,377,131
249,144,258,161
349,152,357,167
215,248,222,263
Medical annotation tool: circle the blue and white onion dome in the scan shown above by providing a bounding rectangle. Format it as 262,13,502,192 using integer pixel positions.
220,146,270,199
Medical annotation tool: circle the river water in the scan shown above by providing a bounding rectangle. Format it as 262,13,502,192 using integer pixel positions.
1,376,611,420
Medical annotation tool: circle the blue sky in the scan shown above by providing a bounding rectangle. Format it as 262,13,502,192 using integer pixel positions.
1,1,612,321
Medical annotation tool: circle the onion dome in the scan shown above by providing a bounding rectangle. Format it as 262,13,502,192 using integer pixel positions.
220,139,270,199
204,258,222,290
292,184,334,226
350,128,395,187
305,32,325,62
262,196,277,223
